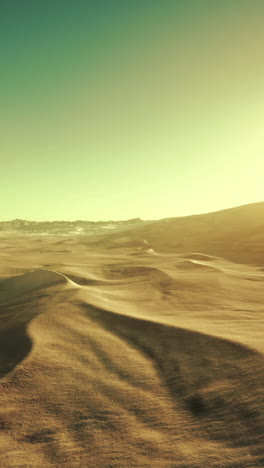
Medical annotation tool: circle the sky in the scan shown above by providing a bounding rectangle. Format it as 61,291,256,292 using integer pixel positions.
1,0,264,221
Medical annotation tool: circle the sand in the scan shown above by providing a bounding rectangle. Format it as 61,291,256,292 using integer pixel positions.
0,203,264,467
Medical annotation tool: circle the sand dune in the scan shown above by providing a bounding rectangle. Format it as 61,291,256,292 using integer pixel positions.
0,269,75,305
94,201,264,265
0,203,264,467
85,304,264,445
176,259,220,272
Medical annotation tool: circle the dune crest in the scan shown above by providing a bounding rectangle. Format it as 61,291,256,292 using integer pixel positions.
177,259,220,271
0,269,75,305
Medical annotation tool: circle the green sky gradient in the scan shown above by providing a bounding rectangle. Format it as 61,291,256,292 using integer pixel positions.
1,1,264,220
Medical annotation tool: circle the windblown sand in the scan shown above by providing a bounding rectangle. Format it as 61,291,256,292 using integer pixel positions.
0,214,264,466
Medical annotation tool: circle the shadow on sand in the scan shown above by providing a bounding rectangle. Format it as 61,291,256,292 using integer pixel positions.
0,323,33,379
82,302,264,451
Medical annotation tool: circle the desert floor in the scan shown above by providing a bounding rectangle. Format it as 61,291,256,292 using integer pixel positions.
0,228,263,467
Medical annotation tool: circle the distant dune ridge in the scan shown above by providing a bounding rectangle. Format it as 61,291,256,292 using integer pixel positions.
2,201,263,263
0,202,264,467
92,201,264,265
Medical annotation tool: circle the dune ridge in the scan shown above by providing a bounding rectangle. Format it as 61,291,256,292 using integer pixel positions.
0,269,78,305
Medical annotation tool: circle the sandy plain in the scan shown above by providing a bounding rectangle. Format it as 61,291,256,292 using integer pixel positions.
0,203,263,467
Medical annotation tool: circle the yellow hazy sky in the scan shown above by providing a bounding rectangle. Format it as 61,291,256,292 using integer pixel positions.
1,1,264,220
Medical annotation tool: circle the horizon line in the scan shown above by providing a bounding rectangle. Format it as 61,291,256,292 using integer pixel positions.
1,201,263,224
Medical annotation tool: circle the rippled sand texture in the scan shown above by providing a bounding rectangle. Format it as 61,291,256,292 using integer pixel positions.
0,204,264,467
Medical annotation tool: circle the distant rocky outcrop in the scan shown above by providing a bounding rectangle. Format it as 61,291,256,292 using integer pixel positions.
0,217,144,235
